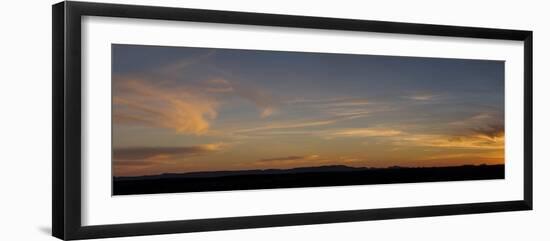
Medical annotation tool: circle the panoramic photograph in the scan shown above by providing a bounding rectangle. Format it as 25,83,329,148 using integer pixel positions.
111,44,505,195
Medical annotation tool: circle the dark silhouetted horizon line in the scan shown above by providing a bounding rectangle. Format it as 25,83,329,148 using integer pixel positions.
114,163,503,180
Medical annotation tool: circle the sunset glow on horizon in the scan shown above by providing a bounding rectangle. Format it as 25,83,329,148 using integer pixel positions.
112,44,504,177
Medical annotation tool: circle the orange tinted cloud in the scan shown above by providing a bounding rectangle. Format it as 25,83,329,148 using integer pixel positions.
232,82,278,118
114,143,226,161
392,132,504,150
234,114,366,134
203,78,279,118
407,94,438,101
113,78,218,135
329,128,403,137
236,119,338,133
113,143,226,176
325,98,369,107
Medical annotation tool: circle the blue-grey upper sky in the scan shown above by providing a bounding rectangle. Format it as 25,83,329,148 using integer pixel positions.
112,44,504,176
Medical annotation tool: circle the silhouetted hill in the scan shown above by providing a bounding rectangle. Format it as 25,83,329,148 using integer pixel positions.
116,165,366,181
113,164,504,195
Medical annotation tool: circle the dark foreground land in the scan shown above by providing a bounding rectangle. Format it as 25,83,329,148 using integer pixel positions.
113,164,504,195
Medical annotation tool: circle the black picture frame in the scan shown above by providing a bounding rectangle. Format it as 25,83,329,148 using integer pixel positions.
52,1,533,240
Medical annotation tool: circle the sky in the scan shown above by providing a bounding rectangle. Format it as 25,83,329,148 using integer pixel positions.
112,44,505,177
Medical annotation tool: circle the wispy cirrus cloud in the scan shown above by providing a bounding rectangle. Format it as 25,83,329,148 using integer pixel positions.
394,133,504,150
232,83,278,118
114,143,226,161
447,112,504,141
235,119,338,133
204,78,279,117
470,124,504,139
285,97,369,107
233,114,365,134
326,109,370,117
204,78,234,93
155,49,218,78
449,112,497,126
113,76,282,135
113,78,219,135
328,128,403,137
406,94,438,101
322,122,503,150
325,98,369,107
113,143,227,176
